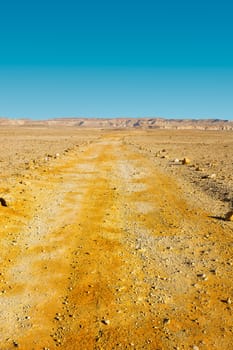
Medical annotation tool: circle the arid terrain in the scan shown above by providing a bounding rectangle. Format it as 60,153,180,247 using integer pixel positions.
0,126,232,350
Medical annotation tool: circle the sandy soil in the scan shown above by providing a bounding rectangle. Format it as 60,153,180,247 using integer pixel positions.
0,128,232,350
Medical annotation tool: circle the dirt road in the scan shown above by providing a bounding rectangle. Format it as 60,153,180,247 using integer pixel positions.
0,134,232,349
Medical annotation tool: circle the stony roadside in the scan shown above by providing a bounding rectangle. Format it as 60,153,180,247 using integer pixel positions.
124,129,233,216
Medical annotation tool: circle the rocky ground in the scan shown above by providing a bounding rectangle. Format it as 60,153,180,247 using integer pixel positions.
0,128,232,350
124,129,233,213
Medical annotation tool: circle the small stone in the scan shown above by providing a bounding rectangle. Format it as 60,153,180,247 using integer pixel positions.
163,318,170,325
101,319,110,325
225,210,233,221
197,273,208,280
0,197,7,207
182,158,191,165
192,346,199,350
227,297,232,305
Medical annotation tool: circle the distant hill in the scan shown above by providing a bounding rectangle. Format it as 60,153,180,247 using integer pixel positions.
0,117,232,130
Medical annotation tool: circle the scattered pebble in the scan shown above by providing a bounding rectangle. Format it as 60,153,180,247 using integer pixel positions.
225,210,233,221
182,157,191,165
101,319,110,325
197,273,208,280
0,197,7,207
192,346,199,350
163,318,170,325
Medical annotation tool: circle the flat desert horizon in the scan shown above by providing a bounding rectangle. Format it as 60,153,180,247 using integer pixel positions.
0,126,232,349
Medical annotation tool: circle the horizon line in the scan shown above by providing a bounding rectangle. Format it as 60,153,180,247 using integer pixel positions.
0,116,232,122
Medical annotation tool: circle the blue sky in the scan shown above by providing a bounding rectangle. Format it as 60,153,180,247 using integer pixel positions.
0,0,232,120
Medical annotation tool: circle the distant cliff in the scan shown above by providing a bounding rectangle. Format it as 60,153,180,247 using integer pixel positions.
0,117,232,130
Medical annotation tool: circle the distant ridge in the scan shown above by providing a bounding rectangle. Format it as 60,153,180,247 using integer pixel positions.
0,117,232,130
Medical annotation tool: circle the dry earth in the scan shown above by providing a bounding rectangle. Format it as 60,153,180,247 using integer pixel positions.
0,128,233,350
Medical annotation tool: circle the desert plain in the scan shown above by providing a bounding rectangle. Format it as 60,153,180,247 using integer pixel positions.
0,126,232,350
